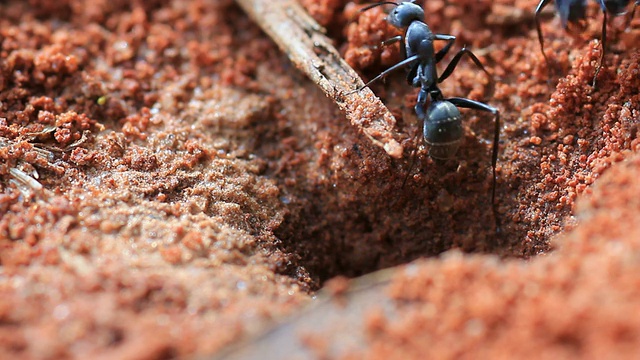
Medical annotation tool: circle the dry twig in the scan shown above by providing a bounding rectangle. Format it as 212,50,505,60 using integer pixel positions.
235,0,404,158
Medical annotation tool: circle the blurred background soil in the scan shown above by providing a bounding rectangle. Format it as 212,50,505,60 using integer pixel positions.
0,0,639,358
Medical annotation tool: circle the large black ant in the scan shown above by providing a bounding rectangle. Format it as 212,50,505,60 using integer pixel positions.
535,0,639,86
351,1,501,218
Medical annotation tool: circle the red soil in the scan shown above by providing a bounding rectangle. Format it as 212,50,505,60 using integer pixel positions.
0,0,639,358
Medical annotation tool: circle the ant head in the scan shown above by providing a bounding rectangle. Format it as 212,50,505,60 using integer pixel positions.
387,2,425,28
423,101,463,160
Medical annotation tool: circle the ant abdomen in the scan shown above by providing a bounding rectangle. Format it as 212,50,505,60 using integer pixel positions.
426,139,462,160
423,101,463,160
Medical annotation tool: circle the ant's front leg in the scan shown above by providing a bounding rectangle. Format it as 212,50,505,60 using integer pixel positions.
380,35,403,48
438,47,490,83
380,35,407,65
414,87,428,120
350,54,421,93
366,35,403,51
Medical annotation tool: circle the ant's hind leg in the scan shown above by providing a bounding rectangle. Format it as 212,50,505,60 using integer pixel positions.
446,97,500,223
438,47,490,83
446,97,499,174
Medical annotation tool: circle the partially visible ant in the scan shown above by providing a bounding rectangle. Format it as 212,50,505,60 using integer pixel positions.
351,1,501,225
535,0,639,87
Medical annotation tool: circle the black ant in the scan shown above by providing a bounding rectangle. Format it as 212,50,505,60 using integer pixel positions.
351,1,501,221
535,0,639,87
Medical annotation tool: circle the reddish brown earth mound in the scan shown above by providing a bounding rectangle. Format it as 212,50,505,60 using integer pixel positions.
0,0,639,358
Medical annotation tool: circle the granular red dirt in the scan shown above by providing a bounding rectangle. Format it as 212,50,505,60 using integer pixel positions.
0,0,639,358
339,150,640,359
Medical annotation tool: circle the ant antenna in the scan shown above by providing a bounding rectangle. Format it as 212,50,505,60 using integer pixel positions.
360,1,400,12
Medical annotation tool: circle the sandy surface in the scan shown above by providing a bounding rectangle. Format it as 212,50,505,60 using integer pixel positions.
0,0,639,358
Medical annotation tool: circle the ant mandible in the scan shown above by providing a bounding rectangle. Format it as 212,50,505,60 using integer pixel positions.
352,1,501,214
535,0,639,87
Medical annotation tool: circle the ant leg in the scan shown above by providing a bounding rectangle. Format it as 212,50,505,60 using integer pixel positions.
401,128,423,188
406,63,419,86
403,87,428,188
446,97,500,225
381,35,403,48
438,47,490,83
368,35,403,50
414,87,428,120
404,34,455,87
349,54,420,94
380,35,406,62
434,34,456,62
592,7,608,88
535,0,553,65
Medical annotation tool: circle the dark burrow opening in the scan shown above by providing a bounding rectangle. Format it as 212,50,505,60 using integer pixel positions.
245,3,640,290
252,74,561,289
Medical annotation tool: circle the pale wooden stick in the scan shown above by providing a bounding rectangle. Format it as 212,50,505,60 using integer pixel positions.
235,0,404,158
